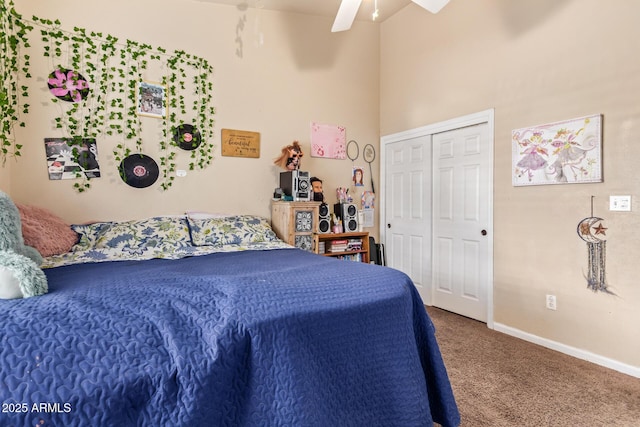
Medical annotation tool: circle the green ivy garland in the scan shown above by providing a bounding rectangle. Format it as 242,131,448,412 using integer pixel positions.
0,0,31,163
166,51,215,183
2,1,216,192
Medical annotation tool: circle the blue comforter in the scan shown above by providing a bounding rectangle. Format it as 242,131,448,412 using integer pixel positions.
0,248,459,426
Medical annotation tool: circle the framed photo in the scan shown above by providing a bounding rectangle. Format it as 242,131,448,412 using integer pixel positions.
512,114,602,186
136,81,167,118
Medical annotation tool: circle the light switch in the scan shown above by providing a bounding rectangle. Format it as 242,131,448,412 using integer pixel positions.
609,195,631,211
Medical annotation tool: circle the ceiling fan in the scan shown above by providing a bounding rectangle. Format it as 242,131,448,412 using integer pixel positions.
332,0,450,32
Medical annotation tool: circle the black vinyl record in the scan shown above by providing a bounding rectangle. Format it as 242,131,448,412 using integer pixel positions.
173,124,202,151
119,154,159,188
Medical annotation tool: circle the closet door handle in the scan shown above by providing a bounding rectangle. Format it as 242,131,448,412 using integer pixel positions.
481,229,487,236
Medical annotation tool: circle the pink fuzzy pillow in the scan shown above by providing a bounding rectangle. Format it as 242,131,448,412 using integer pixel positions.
16,204,78,257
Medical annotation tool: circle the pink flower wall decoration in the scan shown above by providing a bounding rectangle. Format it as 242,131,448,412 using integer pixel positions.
47,68,90,103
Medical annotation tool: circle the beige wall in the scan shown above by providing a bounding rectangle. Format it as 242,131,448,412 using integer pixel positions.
0,159,9,194
9,0,380,236
381,0,640,369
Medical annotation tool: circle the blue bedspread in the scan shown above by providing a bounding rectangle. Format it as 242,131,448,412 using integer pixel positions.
0,248,459,427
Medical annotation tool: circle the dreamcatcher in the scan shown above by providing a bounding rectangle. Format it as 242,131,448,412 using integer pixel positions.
576,197,611,293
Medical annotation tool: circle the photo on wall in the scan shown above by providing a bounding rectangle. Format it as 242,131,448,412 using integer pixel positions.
136,81,167,118
352,166,365,187
44,138,101,180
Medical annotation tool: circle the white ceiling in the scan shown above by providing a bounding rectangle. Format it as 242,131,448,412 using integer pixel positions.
194,0,413,23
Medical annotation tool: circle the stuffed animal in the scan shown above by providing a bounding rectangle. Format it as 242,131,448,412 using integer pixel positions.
0,190,48,299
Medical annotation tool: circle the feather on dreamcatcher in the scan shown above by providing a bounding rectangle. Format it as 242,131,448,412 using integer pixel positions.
576,197,612,293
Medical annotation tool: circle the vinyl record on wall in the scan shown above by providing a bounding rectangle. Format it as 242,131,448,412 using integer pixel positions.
173,124,202,151
47,68,90,103
118,154,159,188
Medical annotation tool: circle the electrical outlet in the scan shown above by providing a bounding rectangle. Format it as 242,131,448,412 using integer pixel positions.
546,294,557,310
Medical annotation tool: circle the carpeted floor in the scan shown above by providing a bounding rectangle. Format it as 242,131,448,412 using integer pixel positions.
426,306,640,427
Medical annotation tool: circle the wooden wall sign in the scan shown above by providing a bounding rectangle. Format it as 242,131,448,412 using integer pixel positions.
221,129,260,158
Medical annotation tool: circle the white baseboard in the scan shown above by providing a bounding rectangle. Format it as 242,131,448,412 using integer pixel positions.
493,322,640,378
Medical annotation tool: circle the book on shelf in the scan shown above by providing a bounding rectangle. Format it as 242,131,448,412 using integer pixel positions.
347,238,362,251
336,253,363,262
327,239,349,252
325,238,364,253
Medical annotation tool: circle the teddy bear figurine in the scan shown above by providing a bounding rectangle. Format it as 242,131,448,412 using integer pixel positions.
0,190,48,299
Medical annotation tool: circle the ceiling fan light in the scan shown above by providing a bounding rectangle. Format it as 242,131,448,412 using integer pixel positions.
411,0,450,14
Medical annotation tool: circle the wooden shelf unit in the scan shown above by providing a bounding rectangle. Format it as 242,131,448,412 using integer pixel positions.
314,231,370,263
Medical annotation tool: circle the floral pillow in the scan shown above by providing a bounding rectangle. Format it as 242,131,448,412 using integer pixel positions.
72,221,116,249
73,216,191,251
187,215,279,247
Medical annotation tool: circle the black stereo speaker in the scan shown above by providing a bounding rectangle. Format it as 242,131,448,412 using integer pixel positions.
334,203,358,232
280,170,310,201
317,203,331,234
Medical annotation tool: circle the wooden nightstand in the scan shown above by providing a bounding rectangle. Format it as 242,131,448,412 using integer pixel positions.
271,201,320,252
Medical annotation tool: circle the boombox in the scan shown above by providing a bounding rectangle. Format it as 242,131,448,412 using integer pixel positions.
280,170,310,201
334,202,359,232
317,203,331,234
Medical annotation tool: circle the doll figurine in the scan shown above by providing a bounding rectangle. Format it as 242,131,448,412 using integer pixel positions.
274,141,303,170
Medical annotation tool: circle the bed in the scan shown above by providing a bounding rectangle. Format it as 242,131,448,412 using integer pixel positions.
0,214,460,426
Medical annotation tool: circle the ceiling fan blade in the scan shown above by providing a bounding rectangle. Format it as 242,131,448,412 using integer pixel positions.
411,0,450,14
331,0,363,32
